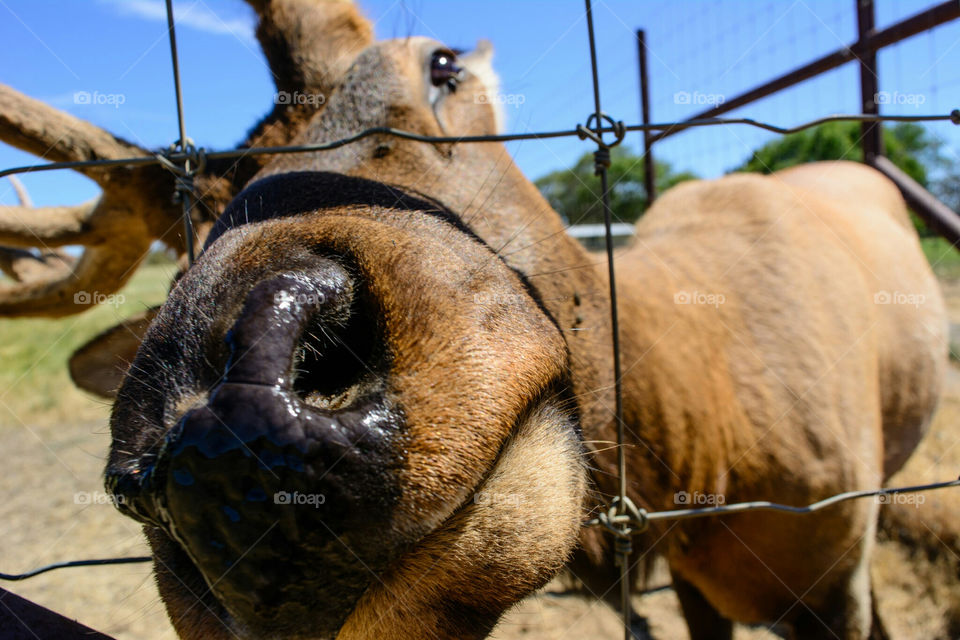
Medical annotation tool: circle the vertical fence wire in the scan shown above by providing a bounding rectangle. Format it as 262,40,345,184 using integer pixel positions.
583,2,632,637
164,0,196,265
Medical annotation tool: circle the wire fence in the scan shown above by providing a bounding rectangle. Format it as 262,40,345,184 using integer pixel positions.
1,1,960,639
637,0,960,180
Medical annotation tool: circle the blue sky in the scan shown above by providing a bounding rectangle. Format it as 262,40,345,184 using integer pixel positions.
1,0,958,210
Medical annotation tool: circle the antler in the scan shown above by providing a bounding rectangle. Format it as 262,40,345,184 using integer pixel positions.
0,177,76,283
0,0,374,318
0,85,186,316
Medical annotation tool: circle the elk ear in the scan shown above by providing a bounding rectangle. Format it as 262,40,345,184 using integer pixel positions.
248,0,374,97
459,40,503,133
69,308,159,400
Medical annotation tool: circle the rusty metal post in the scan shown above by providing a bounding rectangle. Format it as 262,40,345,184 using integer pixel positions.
870,155,960,244
637,29,657,205
857,0,883,162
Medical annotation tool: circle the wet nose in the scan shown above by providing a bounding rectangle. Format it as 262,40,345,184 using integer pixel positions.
107,261,406,637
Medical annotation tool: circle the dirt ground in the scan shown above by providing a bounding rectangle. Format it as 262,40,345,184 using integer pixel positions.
3,286,960,639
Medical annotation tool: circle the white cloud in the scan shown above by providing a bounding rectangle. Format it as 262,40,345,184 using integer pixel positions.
99,0,256,43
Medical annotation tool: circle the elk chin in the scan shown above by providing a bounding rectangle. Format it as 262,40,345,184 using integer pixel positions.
339,396,588,640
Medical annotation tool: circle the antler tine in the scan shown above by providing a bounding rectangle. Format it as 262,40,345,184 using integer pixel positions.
0,200,101,247
0,237,152,318
1,173,81,289
8,176,32,207
0,247,75,283
0,182,171,316
0,1,375,319
0,84,191,317
0,84,146,182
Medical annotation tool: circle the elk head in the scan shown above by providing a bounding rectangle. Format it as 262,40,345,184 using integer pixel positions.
92,6,600,640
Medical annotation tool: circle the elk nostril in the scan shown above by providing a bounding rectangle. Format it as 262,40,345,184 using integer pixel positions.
291,289,381,409
223,261,353,388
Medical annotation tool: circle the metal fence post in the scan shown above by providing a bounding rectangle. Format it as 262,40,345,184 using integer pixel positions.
857,0,884,162
637,29,657,205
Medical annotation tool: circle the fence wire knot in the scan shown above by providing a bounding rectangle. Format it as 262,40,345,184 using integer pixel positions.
614,535,633,566
594,495,648,538
157,138,206,179
155,140,206,205
593,147,611,174
577,113,625,175
578,112,626,145
155,138,204,264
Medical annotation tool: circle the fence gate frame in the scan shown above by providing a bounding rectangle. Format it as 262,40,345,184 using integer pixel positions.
636,0,960,242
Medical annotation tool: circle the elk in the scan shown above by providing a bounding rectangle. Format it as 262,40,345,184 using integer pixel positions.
0,1,947,639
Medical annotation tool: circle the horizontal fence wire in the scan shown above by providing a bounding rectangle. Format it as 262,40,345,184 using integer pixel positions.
587,478,960,537
1,111,958,181
0,557,153,581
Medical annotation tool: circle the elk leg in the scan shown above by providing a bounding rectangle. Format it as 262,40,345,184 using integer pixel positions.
790,565,873,640
670,572,733,640
868,585,891,640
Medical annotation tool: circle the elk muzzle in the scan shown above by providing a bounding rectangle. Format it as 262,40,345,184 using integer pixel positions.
107,263,404,638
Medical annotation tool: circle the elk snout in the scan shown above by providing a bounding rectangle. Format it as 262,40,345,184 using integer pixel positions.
108,262,405,638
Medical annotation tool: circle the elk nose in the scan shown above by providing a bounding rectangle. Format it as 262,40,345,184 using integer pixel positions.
107,262,406,636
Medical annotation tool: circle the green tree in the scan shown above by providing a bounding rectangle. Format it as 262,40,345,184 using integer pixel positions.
735,121,935,185
535,147,697,226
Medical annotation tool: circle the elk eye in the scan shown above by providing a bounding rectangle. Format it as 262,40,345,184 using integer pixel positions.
430,50,463,89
